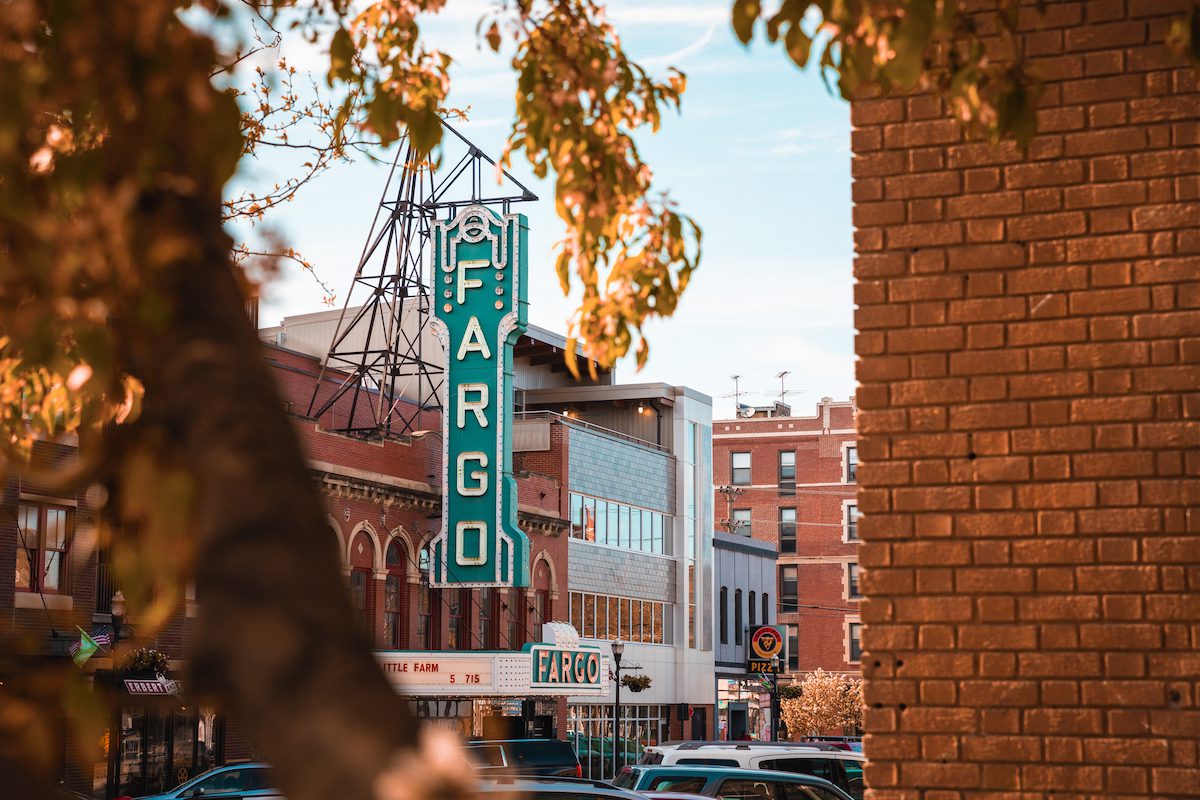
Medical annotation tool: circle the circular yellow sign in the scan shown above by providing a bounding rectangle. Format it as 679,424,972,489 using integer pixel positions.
750,625,784,660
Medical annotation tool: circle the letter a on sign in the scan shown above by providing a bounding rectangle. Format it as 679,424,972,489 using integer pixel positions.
429,205,531,587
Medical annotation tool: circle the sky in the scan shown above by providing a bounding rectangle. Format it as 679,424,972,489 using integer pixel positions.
238,1,854,419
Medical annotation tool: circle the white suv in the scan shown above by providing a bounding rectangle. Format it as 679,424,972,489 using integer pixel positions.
638,743,865,800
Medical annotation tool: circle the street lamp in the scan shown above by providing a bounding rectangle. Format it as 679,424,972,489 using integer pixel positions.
770,654,780,741
611,639,624,779
111,591,127,646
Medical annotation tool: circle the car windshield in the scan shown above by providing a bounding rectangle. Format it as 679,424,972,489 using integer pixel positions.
183,767,272,796
611,768,639,789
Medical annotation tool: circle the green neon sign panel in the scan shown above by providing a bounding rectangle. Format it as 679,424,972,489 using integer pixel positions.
429,205,531,587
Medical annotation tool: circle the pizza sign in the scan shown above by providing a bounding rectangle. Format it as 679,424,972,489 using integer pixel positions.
748,625,785,673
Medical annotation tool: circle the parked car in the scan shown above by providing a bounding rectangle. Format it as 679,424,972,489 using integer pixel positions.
797,737,861,753
126,763,281,800
465,738,583,778
476,776,645,800
637,743,864,800
612,765,852,800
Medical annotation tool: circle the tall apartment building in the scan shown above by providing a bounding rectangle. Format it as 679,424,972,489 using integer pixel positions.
713,397,859,680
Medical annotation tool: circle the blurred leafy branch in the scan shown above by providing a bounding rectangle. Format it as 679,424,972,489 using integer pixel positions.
733,0,1046,146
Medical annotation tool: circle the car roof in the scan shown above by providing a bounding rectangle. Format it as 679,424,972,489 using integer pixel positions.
477,778,642,798
631,765,841,784
651,742,837,753
663,747,864,762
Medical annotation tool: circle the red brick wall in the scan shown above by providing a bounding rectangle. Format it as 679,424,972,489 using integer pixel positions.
853,2,1199,797
714,400,860,675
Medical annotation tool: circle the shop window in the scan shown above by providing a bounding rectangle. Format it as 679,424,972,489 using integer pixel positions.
732,508,751,536
734,589,743,645
845,504,859,541
583,593,596,638
731,452,751,485
848,621,863,663
477,588,495,649
583,496,597,542
384,542,405,649
719,587,728,645
780,566,797,614
570,591,583,632
779,508,796,553
15,503,72,592
449,588,470,650
749,590,757,626
848,563,861,599
845,445,858,483
595,499,608,544
570,493,583,537
504,588,522,648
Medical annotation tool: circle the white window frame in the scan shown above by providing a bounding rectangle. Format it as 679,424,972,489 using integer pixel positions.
842,500,859,543
731,451,752,485
841,441,858,483
845,618,863,664
845,562,861,601
731,507,752,536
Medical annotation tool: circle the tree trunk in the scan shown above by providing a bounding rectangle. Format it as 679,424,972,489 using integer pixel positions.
127,195,418,800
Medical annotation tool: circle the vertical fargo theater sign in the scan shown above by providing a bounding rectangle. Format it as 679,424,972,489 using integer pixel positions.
429,205,531,588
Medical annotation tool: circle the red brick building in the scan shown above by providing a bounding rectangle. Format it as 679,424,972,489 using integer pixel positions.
851,2,1200,796
713,397,860,678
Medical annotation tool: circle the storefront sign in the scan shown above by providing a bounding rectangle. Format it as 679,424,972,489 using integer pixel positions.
527,644,603,689
526,622,604,691
376,626,606,698
124,675,182,695
378,655,494,689
747,625,785,674
429,205,531,587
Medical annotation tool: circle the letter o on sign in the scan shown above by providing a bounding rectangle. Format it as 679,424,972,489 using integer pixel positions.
585,652,600,684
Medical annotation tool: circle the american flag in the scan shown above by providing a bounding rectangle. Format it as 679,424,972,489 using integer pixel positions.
68,628,112,656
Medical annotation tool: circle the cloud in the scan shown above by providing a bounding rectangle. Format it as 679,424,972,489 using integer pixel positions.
642,22,720,67
607,4,728,27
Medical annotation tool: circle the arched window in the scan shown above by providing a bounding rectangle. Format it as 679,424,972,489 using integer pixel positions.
383,541,406,649
734,589,744,645
349,530,375,640
719,586,728,645
762,593,770,626
533,558,553,640
749,590,757,626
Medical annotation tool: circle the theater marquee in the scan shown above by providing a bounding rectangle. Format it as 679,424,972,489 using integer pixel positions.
377,626,606,698
429,204,531,588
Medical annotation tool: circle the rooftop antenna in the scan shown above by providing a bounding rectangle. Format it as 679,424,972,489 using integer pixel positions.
775,370,791,404
731,375,741,409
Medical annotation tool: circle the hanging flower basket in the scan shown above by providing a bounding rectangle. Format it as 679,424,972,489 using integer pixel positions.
622,674,652,693
122,647,169,677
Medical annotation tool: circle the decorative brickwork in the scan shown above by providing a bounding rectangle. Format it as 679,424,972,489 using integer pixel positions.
852,2,1199,797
